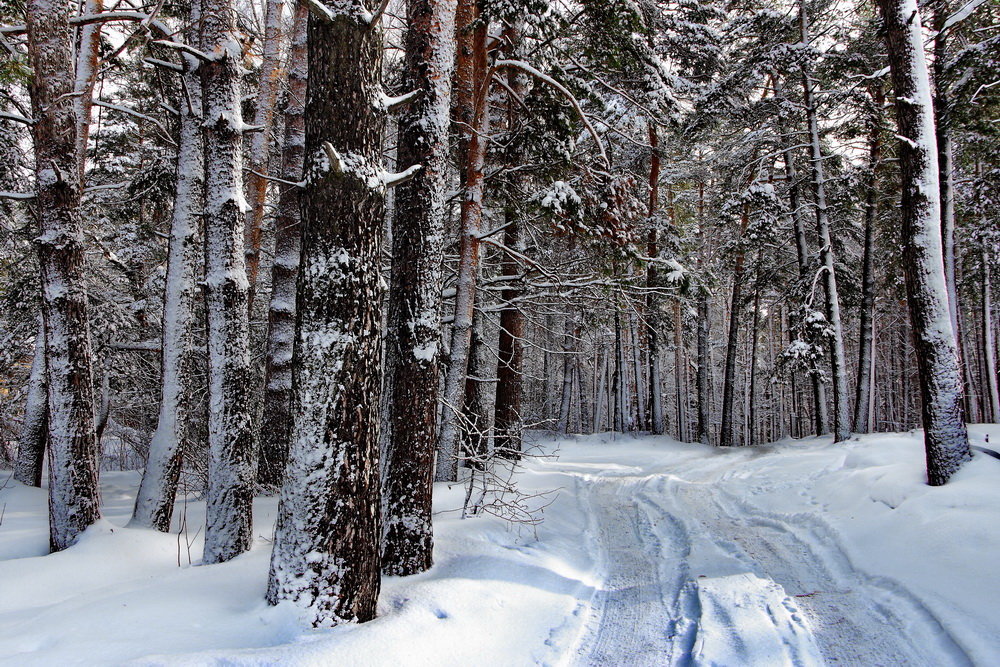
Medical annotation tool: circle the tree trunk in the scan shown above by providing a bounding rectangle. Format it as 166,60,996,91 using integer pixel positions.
382,0,458,574
784,130,829,436
852,91,882,434
14,318,47,487
801,0,850,442
557,316,575,434
200,0,257,564
436,2,487,481
877,0,971,485
131,1,205,531
244,0,288,311
258,1,308,490
646,125,664,434
720,207,747,447
267,0,387,625
26,0,102,551
461,307,492,465
72,0,104,180
983,256,999,423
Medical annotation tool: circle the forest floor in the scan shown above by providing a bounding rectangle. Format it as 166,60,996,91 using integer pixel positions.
1,426,999,665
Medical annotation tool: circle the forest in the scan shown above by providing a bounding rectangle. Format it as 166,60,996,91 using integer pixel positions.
0,0,998,662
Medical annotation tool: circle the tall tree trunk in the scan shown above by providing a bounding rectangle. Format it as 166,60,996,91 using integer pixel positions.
131,1,205,531
784,129,829,436
200,0,257,564
557,316,575,434
382,0,457,574
436,2,487,482
26,0,102,551
631,312,646,430
267,0,387,625
720,206,748,447
14,318,47,487
853,91,882,434
877,0,971,485
493,21,527,458
257,1,308,490
983,256,999,423
696,290,711,445
646,124,664,434
244,0,288,310
748,280,761,447
801,0,850,442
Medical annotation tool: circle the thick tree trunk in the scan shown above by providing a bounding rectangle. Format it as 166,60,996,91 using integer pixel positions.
381,0,457,575
801,1,850,442
131,2,205,531
877,0,971,485
258,2,308,490
200,0,257,564
14,318,47,487
266,0,386,625
26,0,102,551
853,95,882,434
696,290,711,445
244,0,288,311
436,2,487,481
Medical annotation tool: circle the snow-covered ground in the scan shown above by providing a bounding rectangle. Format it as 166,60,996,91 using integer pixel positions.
1,426,999,665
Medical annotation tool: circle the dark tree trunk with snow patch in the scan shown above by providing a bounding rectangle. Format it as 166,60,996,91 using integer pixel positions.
382,0,457,576
267,0,386,625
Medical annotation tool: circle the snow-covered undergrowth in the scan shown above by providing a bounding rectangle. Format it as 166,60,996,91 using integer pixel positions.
1,426,998,665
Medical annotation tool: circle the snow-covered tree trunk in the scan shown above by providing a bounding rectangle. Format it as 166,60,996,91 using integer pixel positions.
72,0,104,180
200,0,257,564
784,140,828,436
983,256,999,423
14,318,47,487
800,1,850,443
557,317,575,435
461,308,492,463
244,0,288,310
877,0,971,485
436,1,487,482
381,0,457,575
258,1,308,490
131,3,205,531
26,0,102,551
853,96,882,434
267,0,387,625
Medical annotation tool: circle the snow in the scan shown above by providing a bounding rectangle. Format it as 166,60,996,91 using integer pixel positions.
2,427,999,664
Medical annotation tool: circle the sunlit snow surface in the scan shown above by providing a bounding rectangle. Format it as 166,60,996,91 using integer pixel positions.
1,426,998,665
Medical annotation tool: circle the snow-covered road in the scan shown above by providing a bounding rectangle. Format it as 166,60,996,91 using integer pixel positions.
533,433,996,666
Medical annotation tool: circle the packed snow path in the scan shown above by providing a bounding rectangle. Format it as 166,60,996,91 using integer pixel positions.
555,445,975,666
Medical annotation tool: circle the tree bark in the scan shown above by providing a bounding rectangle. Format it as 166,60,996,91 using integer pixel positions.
267,0,386,625
131,0,204,531
720,206,748,447
877,0,971,485
14,318,47,487
244,0,288,311
646,124,664,434
436,2,487,481
200,0,257,564
381,0,458,575
257,1,308,490
26,0,102,551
